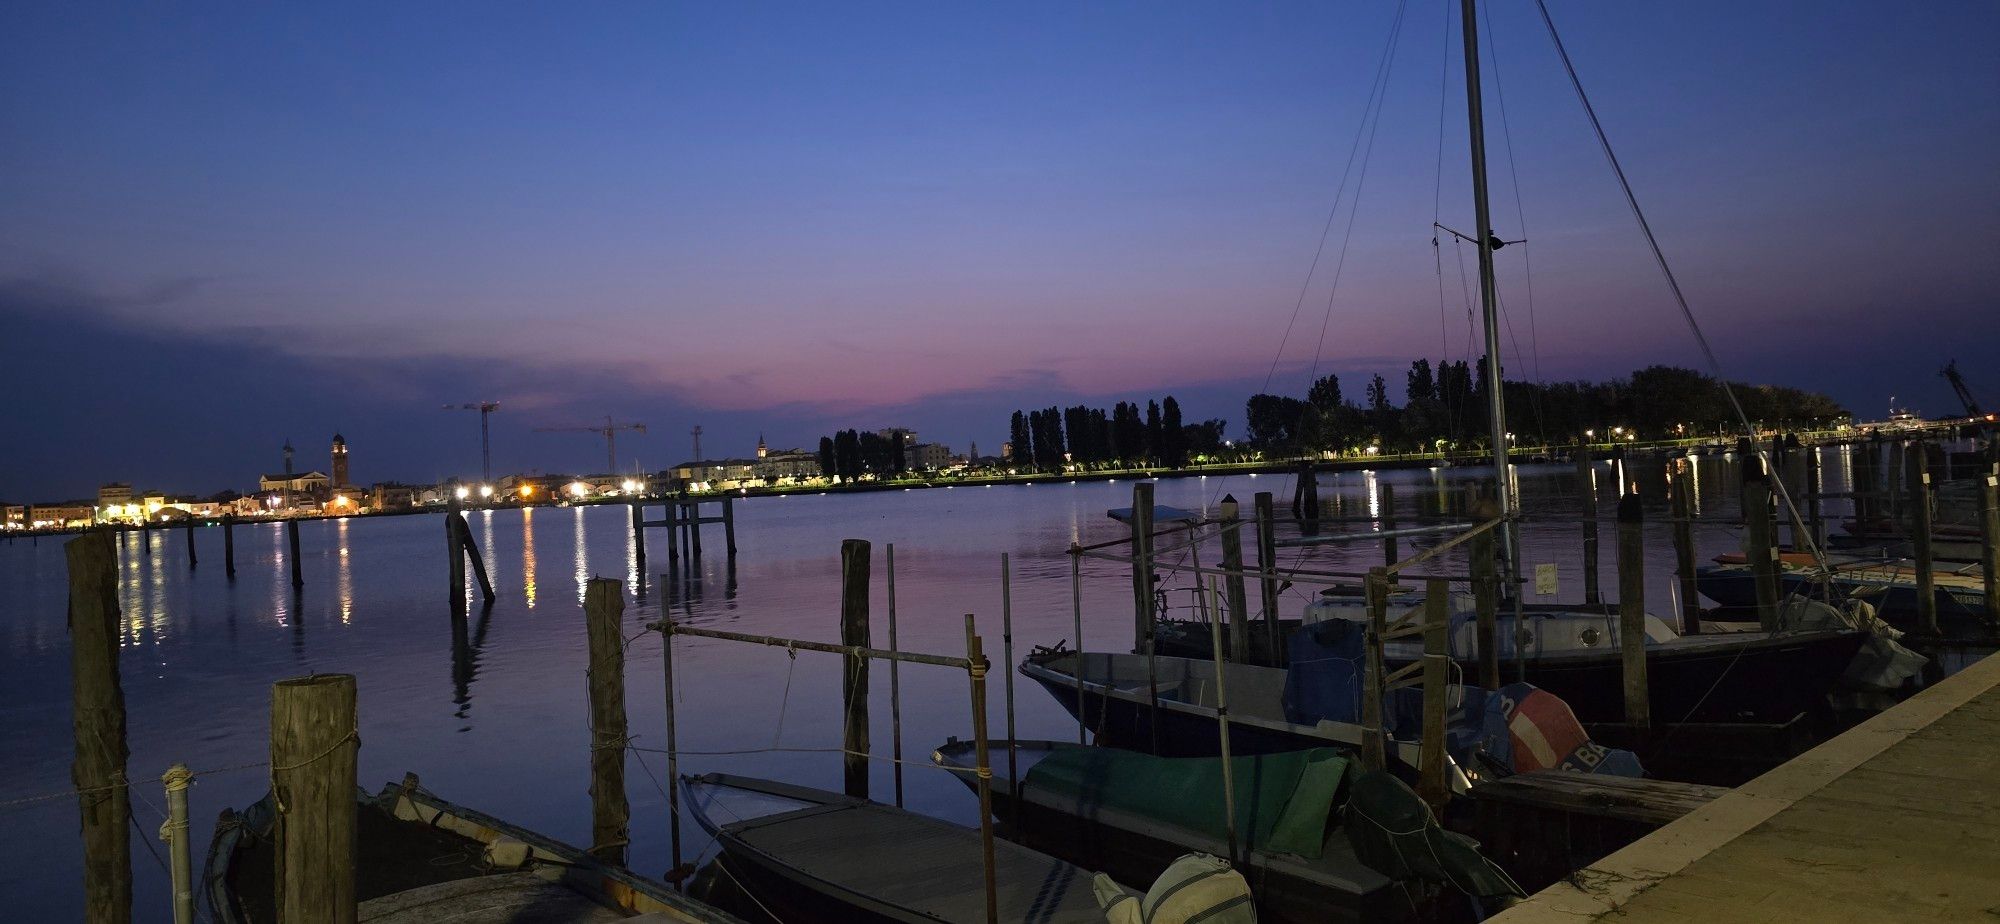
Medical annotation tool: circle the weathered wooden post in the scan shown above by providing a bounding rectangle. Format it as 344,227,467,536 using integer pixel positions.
1130,482,1155,652
1853,439,1878,524
657,613,684,877
1417,577,1451,812
1981,473,1999,627
722,495,737,557
183,516,197,569
1000,553,1020,826
1069,543,1087,743
1576,444,1601,605
1742,461,1781,630
664,501,679,565
1360,567,1388,772
962,616,999,924
690,501,704,559
287,518,304,588
270,673,358,924
630,500,646,576
1616,495,1651,731
456,514,495,604
1379,482,1397,572
223,513,236,580
1670,461,1701,635
1805,443,1824,548
163,764,195,924
583,578,630,862
1885,437,1905,524
1219,496,1250,663
68,530,131,924
446,512,466,615
1907,443,1938,635
1254,492,1281,664
1299,463,1320,533
1471,517,1500,689
840,539,871,798
886,544,905,807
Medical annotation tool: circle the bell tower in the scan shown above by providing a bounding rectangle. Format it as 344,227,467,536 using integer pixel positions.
331,433,349,487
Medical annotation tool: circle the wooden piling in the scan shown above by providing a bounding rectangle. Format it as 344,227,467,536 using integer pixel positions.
184,516,197,569
664,501,679,564
840,539,871,799
1130,482,1155,652
287,519,303,588
142,518,151,552
1670,461,1701,635
583,578,630,863
1805,444,1824,549
1616,495,1650,731
457,514,495,604
270,673,357,924
1742,461,1781,630
223,514,236,580
630,500,646,575
1300,463,1320,533
1577,444,1601,606
1000,553,1019,828
1907,443,1938,635
658,611,684,877
887,545,904,807
962,616,999,924
1379,482,1398,571
1981,473,1999,627
68,530,131,924
1885,438,1905,524
446,514,466,614
163,765,195,924
1418,577,1450,812
1360,567,1388,772
1219,496,1250,663
690,502,704,559
1254,492,1281,664
722,495,737,556
1853,440,1878,523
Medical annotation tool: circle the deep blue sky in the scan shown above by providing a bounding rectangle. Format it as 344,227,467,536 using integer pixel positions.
4,2,1996,499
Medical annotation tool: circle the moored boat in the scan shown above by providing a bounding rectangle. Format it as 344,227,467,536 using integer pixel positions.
681,772,1105,924
206,773,740,924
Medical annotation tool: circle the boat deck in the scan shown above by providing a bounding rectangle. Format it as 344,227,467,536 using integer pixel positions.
1490,650,2000,922
732,801,1104,923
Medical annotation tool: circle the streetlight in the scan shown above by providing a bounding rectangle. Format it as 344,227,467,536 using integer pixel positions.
455,485,470,500
569,482,588,498
478,484,493,499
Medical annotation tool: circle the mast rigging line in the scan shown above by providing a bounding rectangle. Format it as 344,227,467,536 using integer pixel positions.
1532,0,1825,566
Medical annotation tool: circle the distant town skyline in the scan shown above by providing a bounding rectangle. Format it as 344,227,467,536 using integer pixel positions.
4,1,1996,499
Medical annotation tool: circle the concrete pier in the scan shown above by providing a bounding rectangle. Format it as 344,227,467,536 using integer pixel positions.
1492,650,2000,922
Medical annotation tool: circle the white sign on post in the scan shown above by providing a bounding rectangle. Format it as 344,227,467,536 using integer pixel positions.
1534,563,1559,596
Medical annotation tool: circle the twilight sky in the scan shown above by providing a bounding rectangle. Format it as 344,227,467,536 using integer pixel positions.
3,1,1996,499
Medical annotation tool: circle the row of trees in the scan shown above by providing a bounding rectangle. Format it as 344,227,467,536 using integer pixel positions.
1246,361,1849,454
1007,397,1228,473
815,429,909,480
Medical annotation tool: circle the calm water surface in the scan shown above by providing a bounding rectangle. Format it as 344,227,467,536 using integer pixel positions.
0,452,1866,919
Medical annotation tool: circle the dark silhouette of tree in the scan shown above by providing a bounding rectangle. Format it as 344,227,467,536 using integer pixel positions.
817,436,836,477
1009,411,1031,468
1160,396,1186,467
1112,402,1144,463
1144,400,1163,464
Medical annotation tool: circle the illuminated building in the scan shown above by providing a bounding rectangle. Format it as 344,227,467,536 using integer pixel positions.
331,433,350,488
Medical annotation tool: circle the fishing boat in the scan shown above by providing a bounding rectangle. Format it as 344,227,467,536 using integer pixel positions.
932,739,1523,924
1154,586,1870,725
1695,556,1991,635
206,773,740,924
680,772,1105,924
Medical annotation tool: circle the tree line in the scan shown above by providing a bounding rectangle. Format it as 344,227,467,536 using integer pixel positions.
1245,361,1849,455
1006,397,1228,473
815,429,909,480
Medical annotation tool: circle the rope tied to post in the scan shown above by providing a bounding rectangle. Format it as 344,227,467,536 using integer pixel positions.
270,727,360,815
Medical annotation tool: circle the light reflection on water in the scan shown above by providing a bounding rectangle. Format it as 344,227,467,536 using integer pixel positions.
0,450,1981,920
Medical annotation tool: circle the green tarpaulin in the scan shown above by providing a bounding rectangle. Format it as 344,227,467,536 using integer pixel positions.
1022,747,1351,859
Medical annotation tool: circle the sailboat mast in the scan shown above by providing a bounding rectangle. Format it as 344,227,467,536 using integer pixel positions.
1459,0,1515,521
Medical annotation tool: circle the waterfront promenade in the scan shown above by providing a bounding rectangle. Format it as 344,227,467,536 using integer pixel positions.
1493,648,2000,922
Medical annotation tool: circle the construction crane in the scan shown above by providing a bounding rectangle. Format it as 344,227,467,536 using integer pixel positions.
443,401,501,482
1940,360,1985,419
535,416,647,474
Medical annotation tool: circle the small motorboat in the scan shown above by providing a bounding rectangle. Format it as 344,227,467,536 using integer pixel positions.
206,773,740,924
681,772,1106,924
931,739,1523,924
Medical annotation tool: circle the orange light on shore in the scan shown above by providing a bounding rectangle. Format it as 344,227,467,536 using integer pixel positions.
520,484,534,497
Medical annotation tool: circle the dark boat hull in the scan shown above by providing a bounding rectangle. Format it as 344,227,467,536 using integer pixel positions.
1696,565,1990,636
1028,664,1341,758
933,742,1400,924
1156,620,1867,724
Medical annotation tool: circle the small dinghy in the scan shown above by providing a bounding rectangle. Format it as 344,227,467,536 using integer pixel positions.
206,773,740,924
682,772,1107,924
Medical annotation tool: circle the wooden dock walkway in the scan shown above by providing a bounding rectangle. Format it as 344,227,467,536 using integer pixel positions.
1491,650,2000,922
